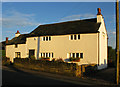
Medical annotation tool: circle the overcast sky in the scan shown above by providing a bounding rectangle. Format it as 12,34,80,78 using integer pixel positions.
1,2,119,48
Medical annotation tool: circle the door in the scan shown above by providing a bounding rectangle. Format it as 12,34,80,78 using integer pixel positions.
29,50,35,58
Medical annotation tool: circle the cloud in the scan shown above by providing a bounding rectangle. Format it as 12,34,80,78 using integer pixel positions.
2,10,40,28
60,13,96,22
108,31,116,35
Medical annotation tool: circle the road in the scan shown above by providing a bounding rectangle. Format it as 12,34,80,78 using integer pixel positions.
2,65,89,87
2,65,117,87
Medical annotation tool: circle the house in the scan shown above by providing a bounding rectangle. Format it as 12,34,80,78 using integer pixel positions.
6,8,108,69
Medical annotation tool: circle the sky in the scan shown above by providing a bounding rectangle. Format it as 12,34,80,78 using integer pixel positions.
1,2,119,49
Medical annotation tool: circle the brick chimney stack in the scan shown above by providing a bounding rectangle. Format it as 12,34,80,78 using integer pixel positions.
15,30,20,37
97,8,103,23
6,37,8,44
97,8,102,15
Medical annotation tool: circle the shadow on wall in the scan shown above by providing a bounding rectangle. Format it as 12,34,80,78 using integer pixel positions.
98,59,107,70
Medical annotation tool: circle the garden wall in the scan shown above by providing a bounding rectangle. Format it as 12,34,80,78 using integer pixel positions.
14,58,82,77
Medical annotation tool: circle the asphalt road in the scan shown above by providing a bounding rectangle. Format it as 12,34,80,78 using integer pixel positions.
2,65,86,87
2,65,118,87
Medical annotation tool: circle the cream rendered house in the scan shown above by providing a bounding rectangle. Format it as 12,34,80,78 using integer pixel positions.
6,8,108,69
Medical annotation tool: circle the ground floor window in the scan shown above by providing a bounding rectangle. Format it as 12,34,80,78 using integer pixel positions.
15,52,21,58
40,52,54,58
68,53,83,58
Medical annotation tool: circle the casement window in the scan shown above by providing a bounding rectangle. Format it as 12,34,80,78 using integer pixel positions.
40,52,54,58
71,35,73,40
69,53,83,58
15,52,21,58
49,53,51,57
46,37,48,41
70,34,80,40
76,53,79,58
43,37,45,41
15,44,18,48
74,35,76,40
43,53,45,57
78,35,80,39
72,53,75,58
80,53,83,58
43,36,51,41
49,36,51,40
52,53,54,58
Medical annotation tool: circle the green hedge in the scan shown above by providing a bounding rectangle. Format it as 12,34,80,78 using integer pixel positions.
14,58,81,77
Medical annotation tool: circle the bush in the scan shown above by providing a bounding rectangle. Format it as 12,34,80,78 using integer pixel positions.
56,58,64,62
40,57,50,61
69,57,80,62
2,57,10,66
30,55,35,60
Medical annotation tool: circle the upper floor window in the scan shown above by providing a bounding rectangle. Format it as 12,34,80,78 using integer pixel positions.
74,35,76,40
43,36,51,41
70,34,80,40
78,35,80,39
71,35,73,40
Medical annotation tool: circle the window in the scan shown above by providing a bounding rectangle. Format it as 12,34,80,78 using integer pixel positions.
43,36,51,41
46,37,48,41
51,53,53,58
76,53,79,58
70,34,80,40
15,44,18,48
43,53,45,57
49,37,51,41
46,53,48,57
80,53,83,58
49,53,51,57
72,53,75,58
41,53,42,57
68,53,83,59
71,35,73,40
15,52,21,58
78,34,80,39
43,37,45,41
74,35,76,40
40,52,53,58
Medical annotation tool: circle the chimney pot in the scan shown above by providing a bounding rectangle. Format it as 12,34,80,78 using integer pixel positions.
6,37,8,44
17,30,19,33
97,8,102,15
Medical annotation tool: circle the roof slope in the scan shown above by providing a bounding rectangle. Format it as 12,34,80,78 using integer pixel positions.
6,18,101,45
29,18,100,37
6,34,28,45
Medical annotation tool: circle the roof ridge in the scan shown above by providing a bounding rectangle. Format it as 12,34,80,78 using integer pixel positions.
40,18,97,26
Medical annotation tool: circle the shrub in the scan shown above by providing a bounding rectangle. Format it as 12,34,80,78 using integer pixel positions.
40,57,50,61
52,58,55,62
56,58,64,62
30,55,35,60
69,57,80,62
2,57,10,65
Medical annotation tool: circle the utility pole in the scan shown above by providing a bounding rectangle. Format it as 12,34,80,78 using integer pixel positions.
116,0,119,85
